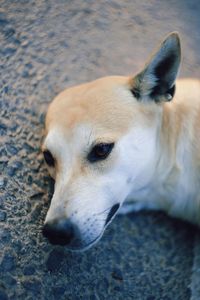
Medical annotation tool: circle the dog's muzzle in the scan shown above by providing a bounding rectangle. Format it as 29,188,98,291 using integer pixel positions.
42,204,120,250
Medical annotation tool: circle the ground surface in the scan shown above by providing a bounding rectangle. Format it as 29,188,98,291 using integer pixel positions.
0,1,200,299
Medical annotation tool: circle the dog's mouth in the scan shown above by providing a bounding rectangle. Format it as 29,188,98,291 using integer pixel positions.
65,204,120,251
104,203,120,226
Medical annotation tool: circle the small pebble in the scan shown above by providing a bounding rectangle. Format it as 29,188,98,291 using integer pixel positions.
111,268,123,281
0,211,6,221
0,177,6,188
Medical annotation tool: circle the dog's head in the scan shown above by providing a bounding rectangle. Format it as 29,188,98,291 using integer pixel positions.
42,32,181,250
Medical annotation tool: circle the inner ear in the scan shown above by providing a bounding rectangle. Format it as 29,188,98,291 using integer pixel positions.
150,51,177,101
150,84,176,103
154,50,177,80
131,32,181,103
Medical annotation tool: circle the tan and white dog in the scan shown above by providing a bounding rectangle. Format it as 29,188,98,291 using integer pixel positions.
42,32,200,251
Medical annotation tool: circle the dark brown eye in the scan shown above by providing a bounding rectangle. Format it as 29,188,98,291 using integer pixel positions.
87,143,114,163
43,150,55,167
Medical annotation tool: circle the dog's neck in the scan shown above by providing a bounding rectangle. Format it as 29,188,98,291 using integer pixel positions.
126,97,200,224
154,99,200,223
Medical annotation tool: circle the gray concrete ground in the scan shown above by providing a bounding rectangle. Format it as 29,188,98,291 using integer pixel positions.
0,0,200,299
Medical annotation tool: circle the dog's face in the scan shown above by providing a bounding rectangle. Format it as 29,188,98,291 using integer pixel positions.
42,32,181,250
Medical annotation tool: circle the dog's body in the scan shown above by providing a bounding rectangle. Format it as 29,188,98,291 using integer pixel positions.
42,33,200,251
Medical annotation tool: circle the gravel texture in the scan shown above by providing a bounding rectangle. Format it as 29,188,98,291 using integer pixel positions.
0,1,200,299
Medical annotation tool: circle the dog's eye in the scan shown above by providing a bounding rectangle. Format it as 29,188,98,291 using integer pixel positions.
88,143,114,163
43,150,55,167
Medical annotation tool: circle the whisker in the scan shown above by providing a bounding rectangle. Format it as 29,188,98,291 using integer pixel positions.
87,128,94,146
94,205,113,216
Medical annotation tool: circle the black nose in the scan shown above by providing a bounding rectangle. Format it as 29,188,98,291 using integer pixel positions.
42,218,74,246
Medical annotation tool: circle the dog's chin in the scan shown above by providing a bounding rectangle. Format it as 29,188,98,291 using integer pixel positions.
65,232,104,252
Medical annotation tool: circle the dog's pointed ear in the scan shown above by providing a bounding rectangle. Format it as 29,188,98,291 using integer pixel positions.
131,32,181,103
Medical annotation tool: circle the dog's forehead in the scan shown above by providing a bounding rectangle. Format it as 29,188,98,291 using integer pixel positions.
44,124,91,156
45,76,138,136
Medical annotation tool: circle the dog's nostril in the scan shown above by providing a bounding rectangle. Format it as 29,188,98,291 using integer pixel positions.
42,218,74,246
105,203,120,226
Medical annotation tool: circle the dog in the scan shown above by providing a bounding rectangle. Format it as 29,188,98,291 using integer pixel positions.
42,32,200,251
